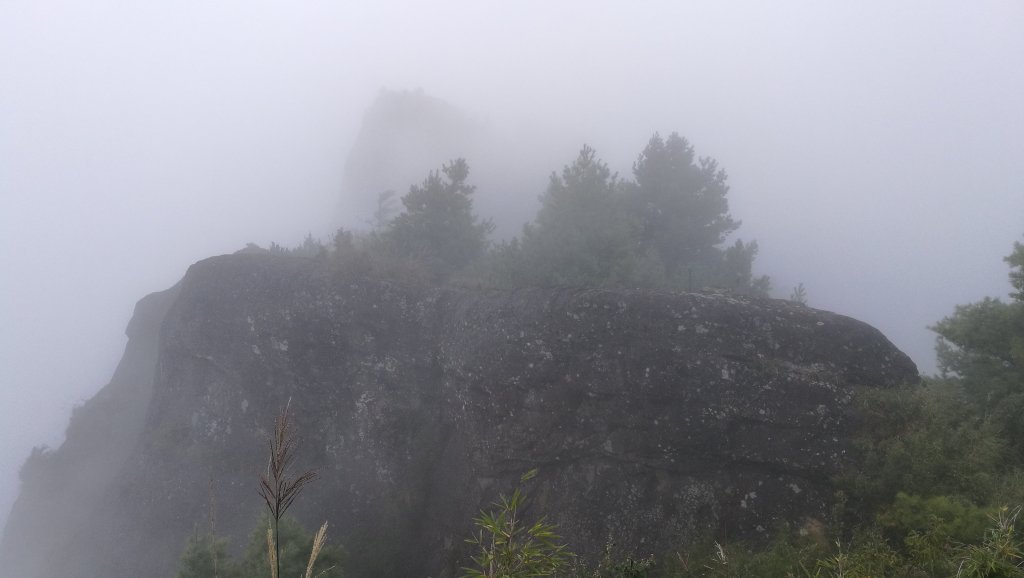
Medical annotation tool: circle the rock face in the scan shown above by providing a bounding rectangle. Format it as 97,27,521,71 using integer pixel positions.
1,253,918,577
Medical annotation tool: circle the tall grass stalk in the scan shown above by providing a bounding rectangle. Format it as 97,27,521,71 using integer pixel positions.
305,522,330,578
258,401,319,578
266,527,278,578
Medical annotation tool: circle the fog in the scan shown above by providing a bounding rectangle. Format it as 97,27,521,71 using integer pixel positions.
2,1,1022,530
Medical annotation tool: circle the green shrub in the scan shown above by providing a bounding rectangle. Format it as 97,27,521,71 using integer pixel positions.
954,506,1024,578
462,470,571,578
846,381,1007,513
236,514,343,578
877,493,994,547
173,516,343,578
567,539,655,578
175,531,241,578
664,532,829,578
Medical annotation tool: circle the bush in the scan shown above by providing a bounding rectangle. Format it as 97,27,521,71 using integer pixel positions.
175,531,240,578
877,493,993,547
845,381,1007,513
236,515,343,578
462,470,571,578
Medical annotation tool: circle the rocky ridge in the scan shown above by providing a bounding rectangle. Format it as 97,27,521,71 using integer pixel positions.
0,253,917,577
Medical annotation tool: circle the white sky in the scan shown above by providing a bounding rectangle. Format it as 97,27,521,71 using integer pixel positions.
2,0,1023,529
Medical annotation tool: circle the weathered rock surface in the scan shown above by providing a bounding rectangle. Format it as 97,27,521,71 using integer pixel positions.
1,253,917,577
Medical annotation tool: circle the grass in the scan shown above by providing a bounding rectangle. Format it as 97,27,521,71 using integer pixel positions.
257,401,332,578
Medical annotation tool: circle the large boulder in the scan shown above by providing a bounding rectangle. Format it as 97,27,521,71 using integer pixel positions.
1,253,917,577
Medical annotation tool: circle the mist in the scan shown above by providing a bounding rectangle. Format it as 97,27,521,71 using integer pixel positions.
2,0,1022,532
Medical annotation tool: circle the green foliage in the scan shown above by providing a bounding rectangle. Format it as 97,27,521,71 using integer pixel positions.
626,133,768,295
790,282,808,305
993,470,1024,509
463,469,571,578
492,135,769,295
846,381,1007,511
385,158,495,280
878,493,993,543
931,239,1024,459
174,516,343,578
629,133,737,278
801,530,906,578
237,515,343,578
955,506,1024,578
933,298,1024,397
266,234,329,258
250,130,770,293
370,189,398,231
665,533,830,578
175,531,241,578
566,539,655,577
660,518,1024,578
719,238,770,296
512,146,639,287
460,472,657,577
1007,242,1024,303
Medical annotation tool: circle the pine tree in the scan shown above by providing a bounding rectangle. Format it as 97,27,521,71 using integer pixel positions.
932,238,1024,456
386,158,494,280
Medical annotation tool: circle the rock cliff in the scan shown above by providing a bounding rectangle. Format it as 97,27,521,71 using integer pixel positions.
0,253,918,577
